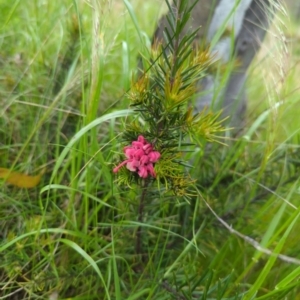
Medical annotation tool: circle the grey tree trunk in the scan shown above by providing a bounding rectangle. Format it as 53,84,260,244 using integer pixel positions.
285,0,300,19
152,0,275,129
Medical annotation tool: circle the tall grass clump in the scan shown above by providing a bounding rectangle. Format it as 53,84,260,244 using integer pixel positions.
1,0,300,299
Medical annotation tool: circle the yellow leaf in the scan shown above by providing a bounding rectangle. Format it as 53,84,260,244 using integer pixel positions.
0,168,44,188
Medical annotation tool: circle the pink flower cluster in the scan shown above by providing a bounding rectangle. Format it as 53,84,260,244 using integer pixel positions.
113,135,161,178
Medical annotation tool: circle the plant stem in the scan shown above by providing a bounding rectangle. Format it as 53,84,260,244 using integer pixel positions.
135,179,149,259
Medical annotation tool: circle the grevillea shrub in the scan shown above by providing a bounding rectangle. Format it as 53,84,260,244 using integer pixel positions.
112,0,226,258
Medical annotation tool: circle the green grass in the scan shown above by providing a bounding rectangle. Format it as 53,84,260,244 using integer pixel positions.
1,0,300,299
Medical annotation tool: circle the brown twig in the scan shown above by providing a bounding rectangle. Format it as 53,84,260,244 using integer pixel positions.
199,191,300,265
161,279,187,300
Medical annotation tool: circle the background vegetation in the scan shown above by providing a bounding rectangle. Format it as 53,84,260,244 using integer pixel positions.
1,0,300,299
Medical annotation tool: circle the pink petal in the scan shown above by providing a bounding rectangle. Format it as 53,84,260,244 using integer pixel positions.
132,141,144,149
134,149,145,160
138,166,148,178
113,160,128,173
140,155,149,165
146,163,156,177
126,159,139,171
124,147,135,158
148,151,161,162
137,135,146,144
143,143,153,154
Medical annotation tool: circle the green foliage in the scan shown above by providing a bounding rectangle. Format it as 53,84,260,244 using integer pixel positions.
114,0,225,197
1,0,300,299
